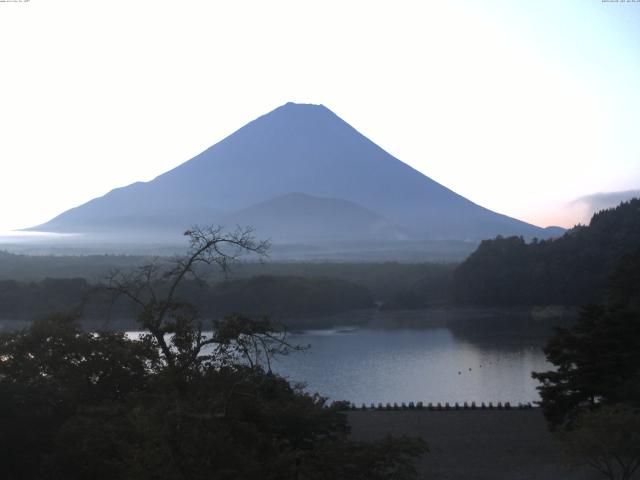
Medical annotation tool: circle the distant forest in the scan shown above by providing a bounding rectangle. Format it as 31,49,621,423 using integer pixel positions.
1,199,638,325
0,258,455,325
454,199,640,305
0,276,371,324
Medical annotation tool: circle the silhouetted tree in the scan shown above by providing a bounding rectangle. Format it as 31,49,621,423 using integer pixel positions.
532,248,640,480
104,225,275,396
532,249,640,428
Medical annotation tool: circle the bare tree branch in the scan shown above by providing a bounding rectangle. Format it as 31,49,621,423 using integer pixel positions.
102,225,300,386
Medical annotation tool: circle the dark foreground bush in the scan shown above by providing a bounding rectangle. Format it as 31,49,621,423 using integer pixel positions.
0,315,427,480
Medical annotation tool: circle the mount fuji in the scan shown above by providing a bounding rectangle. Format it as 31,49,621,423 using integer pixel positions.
31,102,562,251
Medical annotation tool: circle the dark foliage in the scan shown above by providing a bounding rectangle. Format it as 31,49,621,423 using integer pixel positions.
0,314,158,479
0,251,455,309
1,316,428,480
205,275,373,315
0,275,373,324
381,265,453,309
454,199,640,305
0,277,93,319
532,249,640,429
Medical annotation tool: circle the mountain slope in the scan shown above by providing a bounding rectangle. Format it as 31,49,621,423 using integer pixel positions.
223,193,407,244
32,102,555,242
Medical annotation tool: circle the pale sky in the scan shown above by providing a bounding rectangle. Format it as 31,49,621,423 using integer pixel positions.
1,0,639,232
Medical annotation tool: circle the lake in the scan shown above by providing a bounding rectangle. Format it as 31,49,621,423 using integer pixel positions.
270,327,550,406
134,308,563,406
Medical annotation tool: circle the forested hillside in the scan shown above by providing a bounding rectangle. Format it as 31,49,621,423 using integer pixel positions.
453,199,640,305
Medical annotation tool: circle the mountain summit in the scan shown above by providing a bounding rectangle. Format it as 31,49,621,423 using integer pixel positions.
32,102,557,246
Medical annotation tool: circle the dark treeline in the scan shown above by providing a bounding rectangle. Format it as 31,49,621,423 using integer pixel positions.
453,199,640,306
380,265,453,309
225,262,455,301
0,278,93,320
0,256,457,324
205,276,373,315
0,275,374,325
0,252,453,301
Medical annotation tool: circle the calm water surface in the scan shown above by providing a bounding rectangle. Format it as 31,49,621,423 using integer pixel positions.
129,308,559,405
271,326,550,405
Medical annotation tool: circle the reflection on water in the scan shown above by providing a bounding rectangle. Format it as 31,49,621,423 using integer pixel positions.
127,308,567,405
270,318,554,405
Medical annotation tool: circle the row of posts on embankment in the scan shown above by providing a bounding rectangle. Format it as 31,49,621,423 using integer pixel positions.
333,401,536,411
